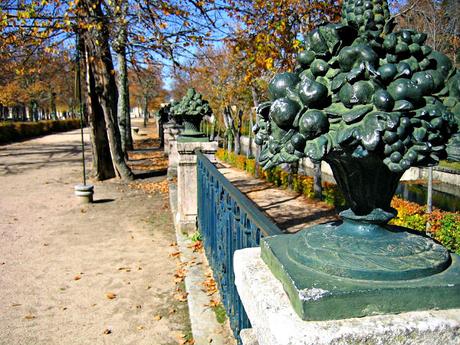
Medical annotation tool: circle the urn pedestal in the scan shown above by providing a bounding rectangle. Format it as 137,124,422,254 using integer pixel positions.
261,152,460,320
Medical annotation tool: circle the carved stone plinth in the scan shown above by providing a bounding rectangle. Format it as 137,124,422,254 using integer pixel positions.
235,247,460,345
168,140,179,180
163,123,181,155
176,141,218,235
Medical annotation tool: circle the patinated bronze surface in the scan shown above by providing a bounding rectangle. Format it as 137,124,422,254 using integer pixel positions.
257,0,460,320
170,88,212,141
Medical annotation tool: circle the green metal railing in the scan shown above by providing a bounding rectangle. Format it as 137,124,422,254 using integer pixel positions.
196,151,282,343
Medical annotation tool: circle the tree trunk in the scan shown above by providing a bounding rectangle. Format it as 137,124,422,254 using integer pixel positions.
82,38,116,181
247,109,254,158
289,161,299,190
313,162,322,199
143,96,148,128
251,85,261,177
223,107,234,152
80,0,133,181
50,92,57,120
235,108,243,155
114,4,133,153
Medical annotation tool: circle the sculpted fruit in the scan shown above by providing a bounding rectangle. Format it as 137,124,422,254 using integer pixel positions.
299,110,329,139
270,98,300,129
269,72,300,100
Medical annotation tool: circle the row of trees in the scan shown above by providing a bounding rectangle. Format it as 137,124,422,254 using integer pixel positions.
1,0,458,181
171,0,459,154
1,0,223,180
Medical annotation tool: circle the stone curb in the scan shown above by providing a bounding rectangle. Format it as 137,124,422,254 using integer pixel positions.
169,181,236,345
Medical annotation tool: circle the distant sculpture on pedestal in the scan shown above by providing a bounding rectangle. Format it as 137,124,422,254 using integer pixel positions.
170,88,212,142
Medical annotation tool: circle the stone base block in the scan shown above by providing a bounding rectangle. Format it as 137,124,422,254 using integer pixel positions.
240,328,259,345
74,184,94,204
234,247,460,345
261,227,460,321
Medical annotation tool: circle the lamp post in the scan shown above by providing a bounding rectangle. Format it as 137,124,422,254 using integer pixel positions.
74,31,94,203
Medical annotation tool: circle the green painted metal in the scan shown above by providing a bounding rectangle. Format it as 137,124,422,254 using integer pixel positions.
253,0,460,320
170,88,211,141
262,231,460,321
196,151,282,343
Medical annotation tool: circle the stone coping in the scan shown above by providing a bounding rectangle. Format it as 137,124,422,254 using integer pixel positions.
234,247,460,345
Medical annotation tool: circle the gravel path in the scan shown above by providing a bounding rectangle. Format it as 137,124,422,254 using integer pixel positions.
0,129,191,345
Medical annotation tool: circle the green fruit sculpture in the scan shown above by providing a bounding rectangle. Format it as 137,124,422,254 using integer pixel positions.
256,0,460,321
170,88,212,140
254,0,459,178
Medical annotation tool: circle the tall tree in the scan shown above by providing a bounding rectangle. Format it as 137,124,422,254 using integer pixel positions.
395,0,459,66
112,0,133,154
77,0,133,180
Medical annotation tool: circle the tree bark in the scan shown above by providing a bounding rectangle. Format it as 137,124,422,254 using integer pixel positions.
50,92,57,120
82,37,116,181
247,109,254,158
113,2,133,153
313,162,322,199
79,0,133,181
251,85,261,177
235,108,243,155
143,96,148,128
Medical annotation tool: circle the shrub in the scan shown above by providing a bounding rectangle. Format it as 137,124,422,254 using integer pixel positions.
391,197,460,253
0,119,81,144
235,155,246,170
245,158,256,176
322,182,346,208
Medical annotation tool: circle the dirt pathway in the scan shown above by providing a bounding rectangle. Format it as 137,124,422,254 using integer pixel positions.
217,164,339,233
0,129,192,345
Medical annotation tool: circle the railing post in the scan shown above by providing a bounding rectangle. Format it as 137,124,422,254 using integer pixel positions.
176,141,218,235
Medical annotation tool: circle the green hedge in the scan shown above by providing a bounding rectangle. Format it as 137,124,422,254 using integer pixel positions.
216,148,346,208
0,119,81,144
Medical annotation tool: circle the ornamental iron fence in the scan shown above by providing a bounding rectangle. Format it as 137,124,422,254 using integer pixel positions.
196,151,282,342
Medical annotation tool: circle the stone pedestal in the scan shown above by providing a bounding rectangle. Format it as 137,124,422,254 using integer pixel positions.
74,184,94,204
163,123,181,155
176,141,218,235
234,247,460,345
168,140,179,180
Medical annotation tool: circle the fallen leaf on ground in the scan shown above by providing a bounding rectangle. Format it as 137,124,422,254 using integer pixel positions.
74,275,81,281
205,299,221,308
103,328,112,335
169,251,181,258
174,292,188,302
174,268,187,283
202,277,218,296
129,180,169,194
106,292,117,300
153,315,162,321
188,240,203,252
24,315,35,320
